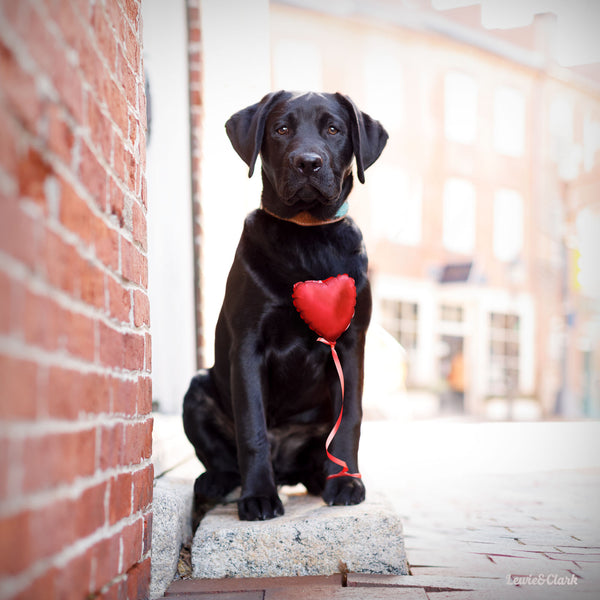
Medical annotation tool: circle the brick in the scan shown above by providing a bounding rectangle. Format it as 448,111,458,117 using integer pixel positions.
44,229,78,296
0,354,38,420
29,496,77,562
131,201,147,251
65,310,96,361
0,196,39,271
52,0,84,55
121,238,148,287
142,511,152,556
0,511,32,575
125,330,145,371
123,20,140,71
107,176,125,224
0,437,10,500
104,0,125,40
92,4,117,70
100,578,127,600
88,96,113,164
132,465,153,513
107,78,129,137
140,177,147,209
47,105,75,166
78,35,108,99
0,40,42,133
111,376,137,415
80,260,106,309
46,368,111,418
107,276,132,324
109,472,132,524
124,1,140,29
120,517,143,570
95,219,120,272
91,534,120,593
25,5,83,124
133,289,149,327
100,422,125,470
23,287,63,352
18,146,53,208
21,429,96,493
59,177,94,244
126,557,151,600
0,104,20,179
122,418,153,466
112,138,126,188
144,331,151,372
136,375,152,415
80,142,107,209
77,481,108,538
13,567,56,600
124,147,137,190
52,546,93,600
119,59,137,110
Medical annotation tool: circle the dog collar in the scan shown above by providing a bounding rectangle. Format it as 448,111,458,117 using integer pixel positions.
260,202,349,226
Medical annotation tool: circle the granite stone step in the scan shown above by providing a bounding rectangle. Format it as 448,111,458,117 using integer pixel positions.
191,491,407,579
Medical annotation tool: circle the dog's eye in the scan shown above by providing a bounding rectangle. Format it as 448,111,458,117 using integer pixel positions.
327,125,339,135
276,126,289,135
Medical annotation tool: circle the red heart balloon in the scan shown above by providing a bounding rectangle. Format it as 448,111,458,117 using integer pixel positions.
292,274,356,343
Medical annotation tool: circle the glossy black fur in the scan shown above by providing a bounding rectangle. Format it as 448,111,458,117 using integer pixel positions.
183,91,388,521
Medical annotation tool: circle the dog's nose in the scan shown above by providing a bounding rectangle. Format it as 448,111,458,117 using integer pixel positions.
292,152,323,174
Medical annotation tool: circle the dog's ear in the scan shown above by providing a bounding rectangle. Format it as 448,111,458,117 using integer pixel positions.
225,91,288,178
335,93,388,184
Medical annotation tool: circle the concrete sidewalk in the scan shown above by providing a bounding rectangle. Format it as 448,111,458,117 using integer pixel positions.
153,417,600,599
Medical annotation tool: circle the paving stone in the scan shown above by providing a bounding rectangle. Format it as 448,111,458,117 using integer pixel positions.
165,593,262,600
426,591,526,600
192,493,407,578
165,575,341,594
346,573,502,591
265,586,427,599
151,478,194,599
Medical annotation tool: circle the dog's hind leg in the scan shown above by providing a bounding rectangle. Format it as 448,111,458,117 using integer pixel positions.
183,370,241,505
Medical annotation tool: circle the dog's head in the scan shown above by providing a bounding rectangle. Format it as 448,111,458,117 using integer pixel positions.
225,91,388,221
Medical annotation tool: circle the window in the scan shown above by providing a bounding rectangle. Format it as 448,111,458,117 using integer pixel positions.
444,71,478,144
440,304,464,323
493,188,523,261
371,166,422,245
493,87,525,157
442,178,476,254
489,312,520,396
381,300,419,352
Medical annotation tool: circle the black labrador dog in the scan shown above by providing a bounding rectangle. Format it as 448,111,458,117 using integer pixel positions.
183,91,387,521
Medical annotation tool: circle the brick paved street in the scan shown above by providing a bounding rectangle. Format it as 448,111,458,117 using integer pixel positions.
160,419,600,599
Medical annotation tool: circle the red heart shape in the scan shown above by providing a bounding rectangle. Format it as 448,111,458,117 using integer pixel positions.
292,274,356,343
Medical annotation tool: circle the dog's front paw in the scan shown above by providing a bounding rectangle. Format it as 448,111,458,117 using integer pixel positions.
194,471,240,503
237,492,284,521
322,476,365,506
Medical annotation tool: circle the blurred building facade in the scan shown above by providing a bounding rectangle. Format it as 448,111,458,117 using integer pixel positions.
268,0,600,418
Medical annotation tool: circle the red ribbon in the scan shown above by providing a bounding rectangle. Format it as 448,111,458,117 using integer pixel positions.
317,337,362,480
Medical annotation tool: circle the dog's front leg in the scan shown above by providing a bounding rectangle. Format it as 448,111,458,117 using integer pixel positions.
230,337,284,520
322,341,366,506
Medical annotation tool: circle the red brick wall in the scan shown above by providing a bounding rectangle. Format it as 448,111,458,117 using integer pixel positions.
0,1,152,599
